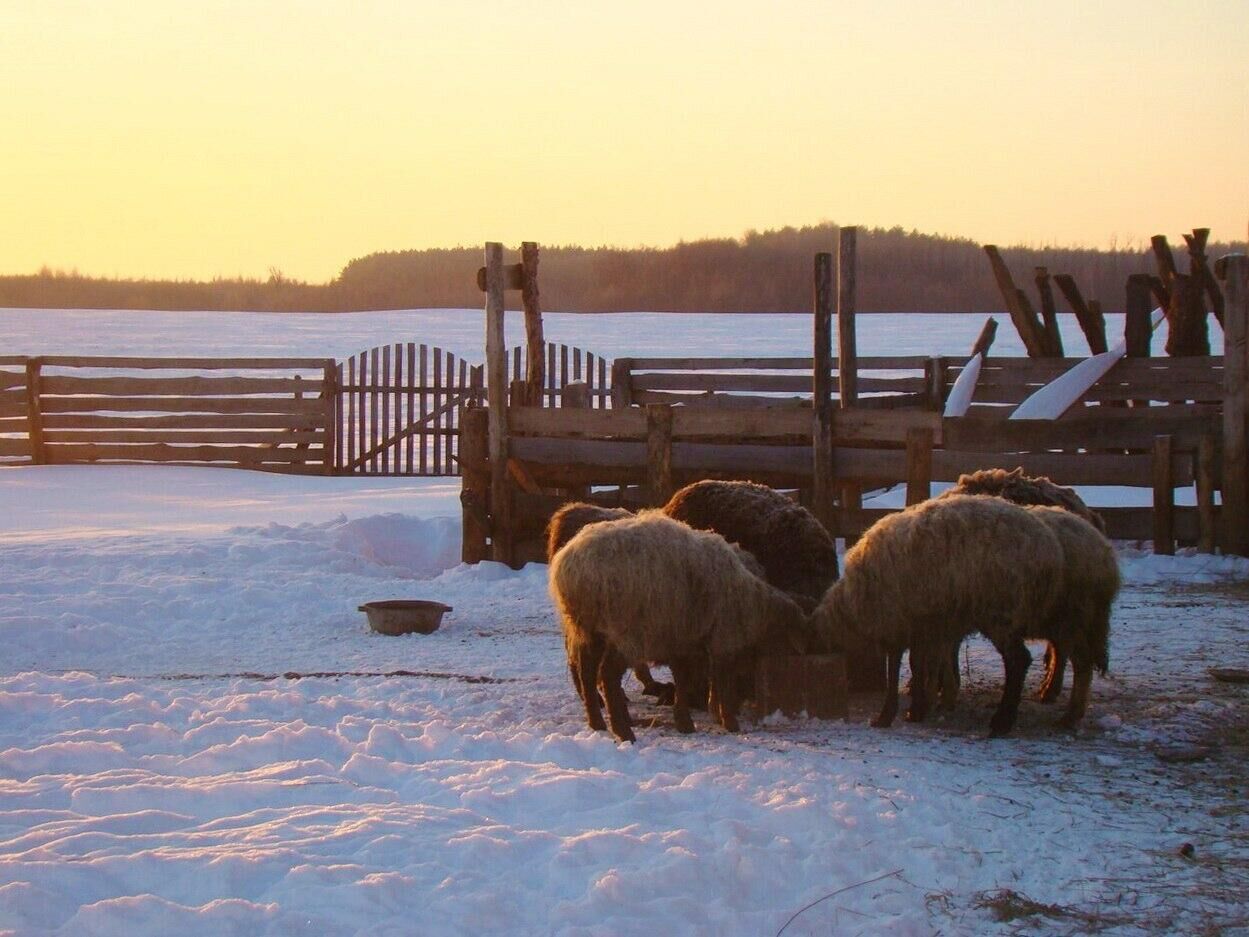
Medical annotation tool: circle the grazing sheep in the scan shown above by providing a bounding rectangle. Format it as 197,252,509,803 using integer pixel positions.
550,511,811,742
1023,505,1117,729
663,479,839,603
813,495,1064,737
941,467,1105,701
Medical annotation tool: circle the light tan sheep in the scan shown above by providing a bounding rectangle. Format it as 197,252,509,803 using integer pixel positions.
549,511,810,742
940,466,1106,701
814,495,1064,737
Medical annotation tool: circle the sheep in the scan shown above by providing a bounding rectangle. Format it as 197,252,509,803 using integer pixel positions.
813,495,1064,737
662,479,839,606
940,467,1106,702
1021,505,1117,729
549,511,811,742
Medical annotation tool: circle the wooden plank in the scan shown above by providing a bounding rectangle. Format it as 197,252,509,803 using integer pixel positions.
0,356,30,366
433,349,444,474
323,360,337,475
1034,266,1064,356
39,412,324,430
380,344,392,473
983,245,1048,356
406,344,417,473
356,352,366,473
368,346,380,472
929,448,1193,487
630,372,926,393
0,372,27,392
0,398,28,419
0,438,32,458
38,396,322,415
41,430,325,444
944,410,1221,451
36,355,329,369
509,405,647,439
1153,435,1175,555
45,443,327,464
419,344,429,474
39,375,323,396
1054,274,1108,355
625,355,936,371
1125,275,1154,359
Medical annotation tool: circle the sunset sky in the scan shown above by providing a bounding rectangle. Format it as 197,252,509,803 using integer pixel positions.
2,0,1246,283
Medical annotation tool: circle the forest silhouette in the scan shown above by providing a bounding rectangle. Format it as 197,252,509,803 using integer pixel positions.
2,223,1241,315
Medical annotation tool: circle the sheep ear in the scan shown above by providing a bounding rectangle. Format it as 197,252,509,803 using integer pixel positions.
1007,467,1024,479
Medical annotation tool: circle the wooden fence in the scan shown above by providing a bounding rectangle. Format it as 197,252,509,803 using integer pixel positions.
6,356,335,471
461,350,1233,564
0,356,31,464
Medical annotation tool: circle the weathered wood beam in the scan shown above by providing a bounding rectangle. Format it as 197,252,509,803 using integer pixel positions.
1216,254,1248,555
1053,274,1108,354
520,242,544,406
983,245,1048,357
1034,266,1064,356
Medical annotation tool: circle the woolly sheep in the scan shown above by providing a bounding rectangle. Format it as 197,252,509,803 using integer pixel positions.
662,479,839,605
549,511,810,742
813,495,1064,737
940,467,1106,702
545,502,672,706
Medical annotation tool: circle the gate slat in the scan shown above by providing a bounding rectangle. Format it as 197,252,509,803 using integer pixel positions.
598,356,607,408
547,342,556,407
369,346,380,473
406,343,416,472
380,345,391,473
419,344,429,474
433,348,444,473
335,361,345,471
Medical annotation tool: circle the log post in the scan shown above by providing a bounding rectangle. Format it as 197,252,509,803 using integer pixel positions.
837,229,863,520
562,381,591,500
1185,228,1224,328
610,358,634,408
970,316,999,357
645,403,674,507
1151,235,1179,296
484,242,514,566
1217,254,1248,555
983,245,1048,357
1034,266,1064,356
1125,274,1154,358
1054,274,1108,354
1196,434,1217,554
321,360,338,475
924,356,948,410
24,357,45,465
520,241,544,406
1152,434,1175,556
459,406,490,564
1164,273,1210,357
905,427,933,506
812,251,835,534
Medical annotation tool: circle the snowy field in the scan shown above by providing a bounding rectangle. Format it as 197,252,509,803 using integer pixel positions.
1,309,1247,935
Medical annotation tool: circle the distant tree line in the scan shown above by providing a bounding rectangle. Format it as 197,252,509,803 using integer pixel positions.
2,224,1242,314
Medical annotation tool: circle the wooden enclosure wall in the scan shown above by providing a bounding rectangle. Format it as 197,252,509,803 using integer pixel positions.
17,356,335,471
509,342,611,408
0,356,32,464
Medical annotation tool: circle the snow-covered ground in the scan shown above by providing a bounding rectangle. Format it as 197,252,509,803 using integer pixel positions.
1,309,1246,935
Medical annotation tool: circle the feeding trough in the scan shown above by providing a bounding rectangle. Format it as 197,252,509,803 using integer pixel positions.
754,654,848,720
359,600,452,636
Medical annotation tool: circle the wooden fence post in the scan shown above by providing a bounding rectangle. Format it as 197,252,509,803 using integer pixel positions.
905,427,933,506
1196,434,1216,554
484,242,514,565
610,358,634,409
1217,254,1248,556
1034,266,1064,356
837,229,863,521
521,241,544,406
459,406,490,564
1054,274,1108,354
24,357,45,465
924,356,948,410
1152,435,1175,555
1125,274,1153,358
812,251,835,534
646,403,673,507
321,360,337,475
983,245,1048,357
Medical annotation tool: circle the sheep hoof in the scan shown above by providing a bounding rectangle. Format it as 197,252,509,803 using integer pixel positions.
614,729,637,743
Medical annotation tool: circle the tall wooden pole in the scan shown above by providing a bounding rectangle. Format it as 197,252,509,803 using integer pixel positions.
1218,254,1248,555
1124,274,1153,358
837,227,858,406
812,252,835,533
484,243,513,565
520,242,544,406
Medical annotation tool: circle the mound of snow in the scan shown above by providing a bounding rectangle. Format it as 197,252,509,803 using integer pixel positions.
329,513,461,579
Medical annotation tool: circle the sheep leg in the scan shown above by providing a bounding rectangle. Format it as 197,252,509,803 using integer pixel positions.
599,651,636,743
871,647,904,728
1056,653,1092,731
709,657,741,733
668,657,699,734
905,647,931,723
988,636,1032,738
634,664,676,705
574,637,608,733
938,643,960,711
1038,642,1068,703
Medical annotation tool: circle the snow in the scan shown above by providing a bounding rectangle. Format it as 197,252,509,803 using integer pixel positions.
2,309,1247,935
